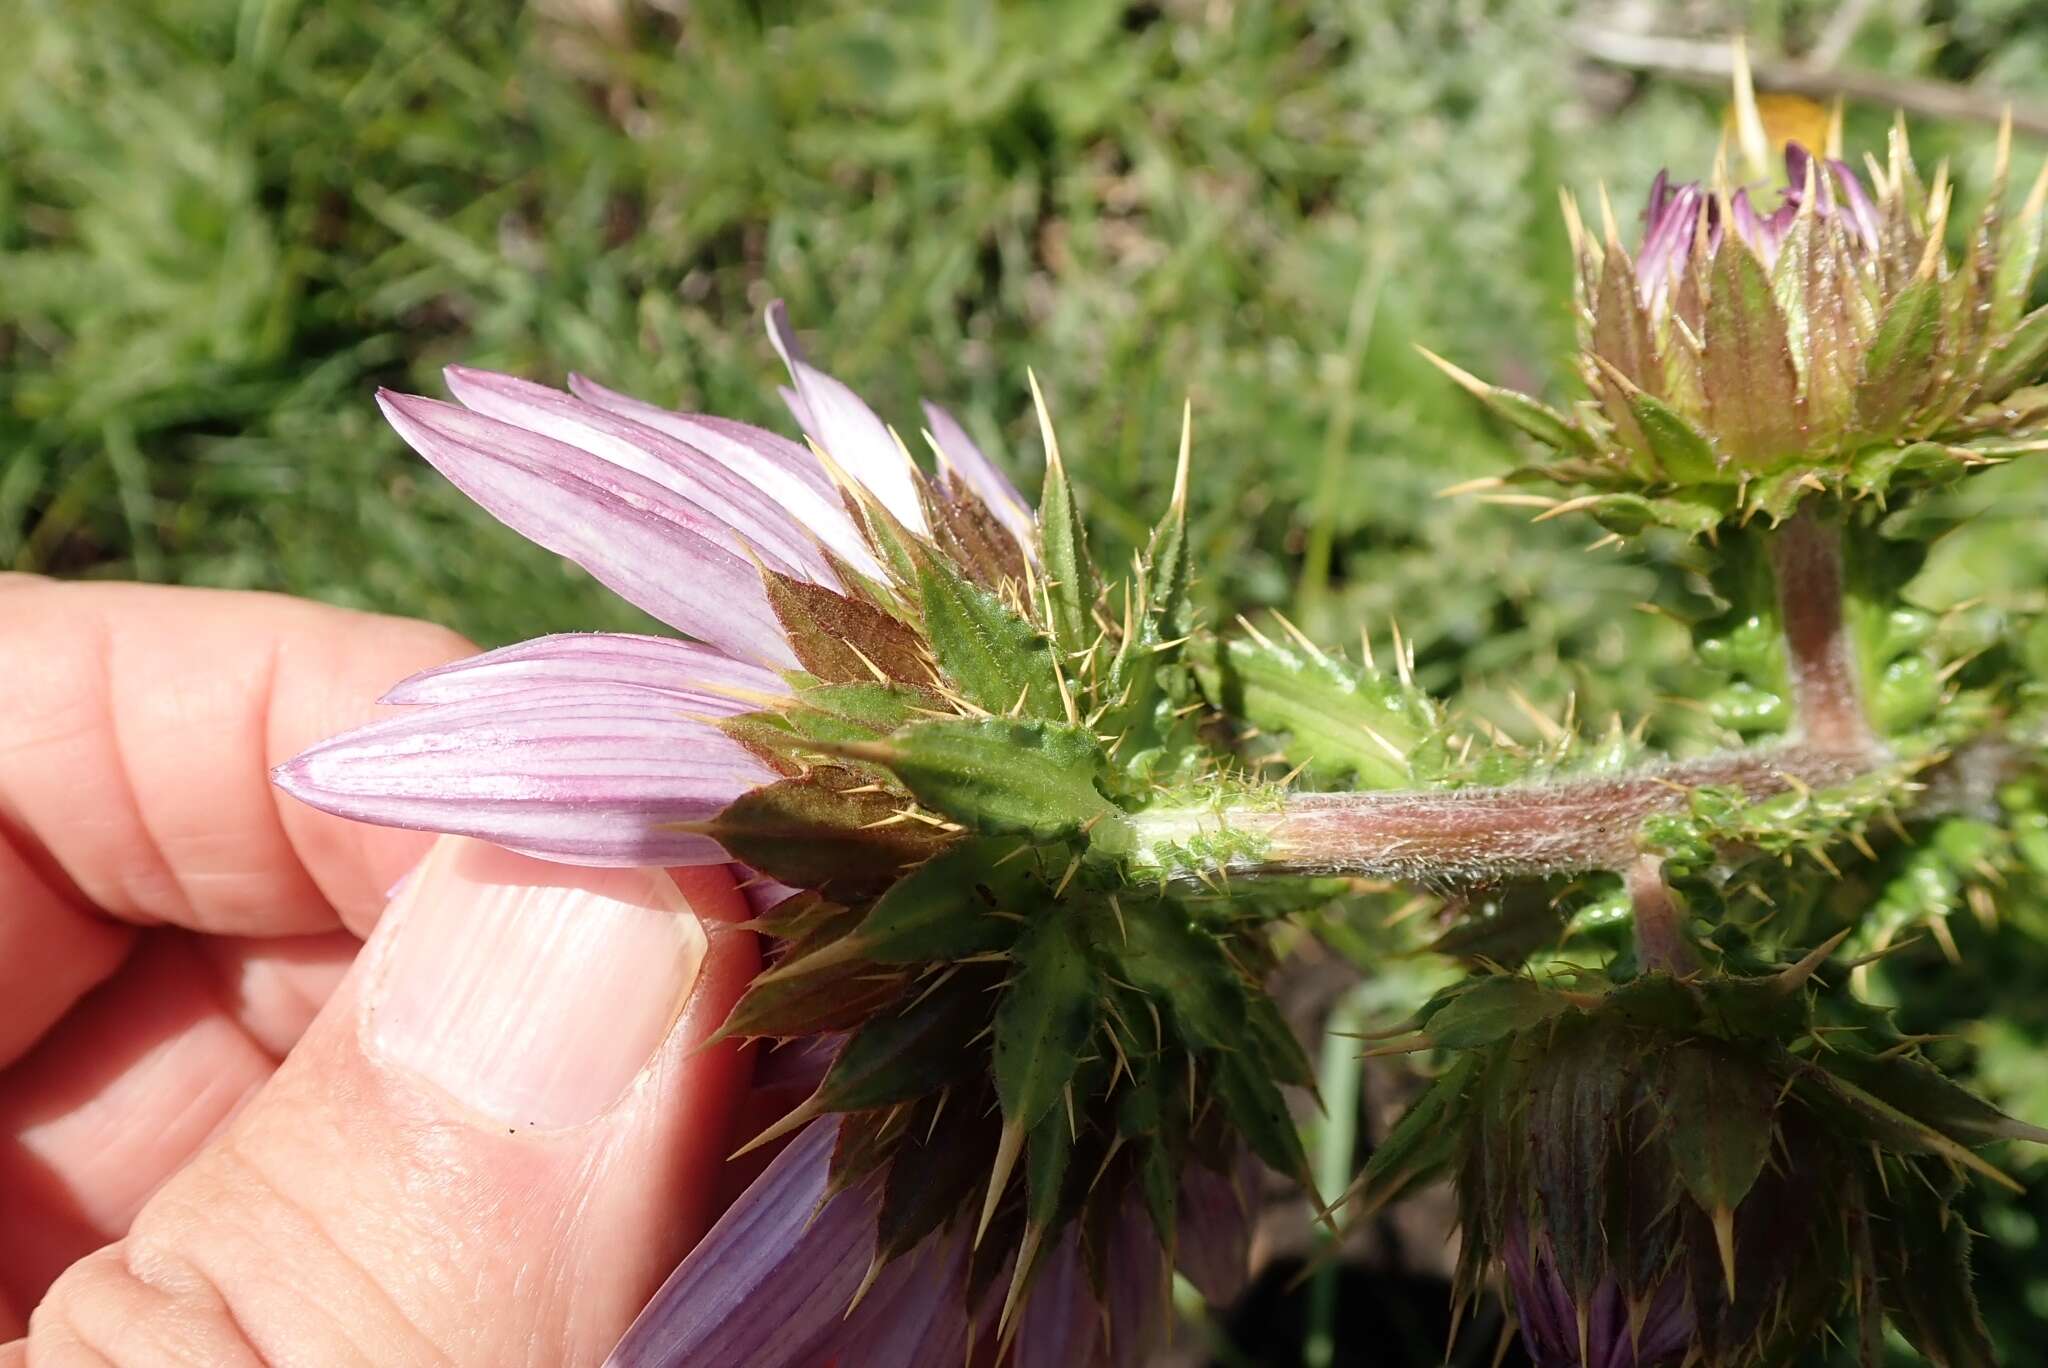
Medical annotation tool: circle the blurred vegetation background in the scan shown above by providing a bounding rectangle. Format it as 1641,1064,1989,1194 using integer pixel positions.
8,0,2048,1362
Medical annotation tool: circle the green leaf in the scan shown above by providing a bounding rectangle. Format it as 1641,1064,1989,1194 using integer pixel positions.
705,773,951,895
1703,238,1800,465
1243,988,1317,1090
1629,391,1721,483
855,837,1035,962
1421,975,1569,1049
1038,451,1098,655
993,911,1097,1129
877,1095,998,1259
1822,1050,2048,1147
1211,1043,1312,1188
1024,1102,1074,1230
1658,1042,1775,1217
1115,898,1249,1051
1353,1052,1478,1213
1870,1163,1997,1368
1423,347,1593,454
820,975,993,1111
918,552,1064,720
763,571,930,687
1856,277,1943,433
1187,633,1439,787
1983,300,2048,396
878,716,1124,844
716,907,911,1040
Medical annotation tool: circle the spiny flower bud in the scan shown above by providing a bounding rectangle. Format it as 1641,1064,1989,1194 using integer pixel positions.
1431,58,2048,536
1354,951,2048,1367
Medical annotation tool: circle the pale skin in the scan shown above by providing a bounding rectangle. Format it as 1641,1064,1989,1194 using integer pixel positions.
0,579,757,1365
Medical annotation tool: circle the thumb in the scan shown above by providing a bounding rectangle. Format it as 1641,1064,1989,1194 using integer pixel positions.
22,837,757,1367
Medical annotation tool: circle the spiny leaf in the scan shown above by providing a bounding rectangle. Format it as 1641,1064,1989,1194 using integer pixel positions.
994,911,1097,1130
877,1092,1000,1258
1657,1042,1776,1293
1210,1043,1312,1189
764,571,930,687
1115,898,1249,1052
1038,440,1098,655
1353,1051,1478,1214
1869,1163,1998,1368
1629,391,1721,483
1983,300,2048,396
1421,974,1569,1049
1421,346,1593,454
1702,237,1800,466
820,973,993,1112
1856,276,1943,433
703,772,950,896
1188,633,1439,788
1024,1101,1074,1230
874,716,1125,844
1822,1049,2048,1147
918,551,1064,720
717,907,910,1040
855,836,1037,963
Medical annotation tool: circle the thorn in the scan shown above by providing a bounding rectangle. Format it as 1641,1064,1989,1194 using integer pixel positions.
1027,368,1064,478
844,1251,887,1317
1713,1203,1739,1300
1271,609,1332,665
1731,37,1770,182
1414,345,1493,399
1436,474,1506,498
1171,398,1193,513
977,1118,1025,1246
1775,928,1850,992
995,1221,1047,1345
730,1088,827,1159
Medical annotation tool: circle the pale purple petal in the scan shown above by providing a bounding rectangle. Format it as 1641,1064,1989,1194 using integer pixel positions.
1829,158,1881,249
1174,1153,1254,1306
765,302,930,535
1012,1227,1102,1368
1104,1200,1169,1368
607,1119,877,1368
739,870,807,919
566,374,884,580
921,400,1037,553
444,367,841,586
382,633,789,710
827,1226,973,1367
272,685,775,866
378,391,796,669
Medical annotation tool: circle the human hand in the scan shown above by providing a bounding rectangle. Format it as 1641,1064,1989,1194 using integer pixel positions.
0,580,757,1365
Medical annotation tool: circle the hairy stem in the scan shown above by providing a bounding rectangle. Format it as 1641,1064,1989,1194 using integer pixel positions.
1770,512,1879,755
1626,854,1698,974
1188,741,1878,882
1148,514,1910,887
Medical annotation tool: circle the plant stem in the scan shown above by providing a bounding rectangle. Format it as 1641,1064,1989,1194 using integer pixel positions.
1626,853,1697,974
1770,511,1879,755
1150,510,1913,887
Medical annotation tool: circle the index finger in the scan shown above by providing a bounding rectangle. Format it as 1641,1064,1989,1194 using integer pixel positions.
0,580,474,941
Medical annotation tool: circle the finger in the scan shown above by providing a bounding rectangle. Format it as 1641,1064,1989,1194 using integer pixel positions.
0,580,473,938
0,930,363,1302
0,582,469,1068
26,838,757,1366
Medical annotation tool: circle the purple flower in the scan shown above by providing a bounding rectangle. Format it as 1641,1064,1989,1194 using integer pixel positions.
606,1115,1253,1368
273,306,1032,867
1504,1220,1694,1368
1635,144,1879,312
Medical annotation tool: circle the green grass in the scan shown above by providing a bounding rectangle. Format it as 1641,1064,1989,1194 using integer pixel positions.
13,1,2048,1360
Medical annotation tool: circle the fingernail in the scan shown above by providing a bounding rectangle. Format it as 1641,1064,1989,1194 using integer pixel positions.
364,837,707,1129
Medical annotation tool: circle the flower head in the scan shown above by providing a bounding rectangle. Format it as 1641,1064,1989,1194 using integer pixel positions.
1354,951,2048,1367
276,304,1300,1362
1429,56,2048,534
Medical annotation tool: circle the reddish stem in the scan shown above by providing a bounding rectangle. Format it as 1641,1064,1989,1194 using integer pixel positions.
1626,854,1698,974
1770,512,1878,755
1222,742,1874,882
